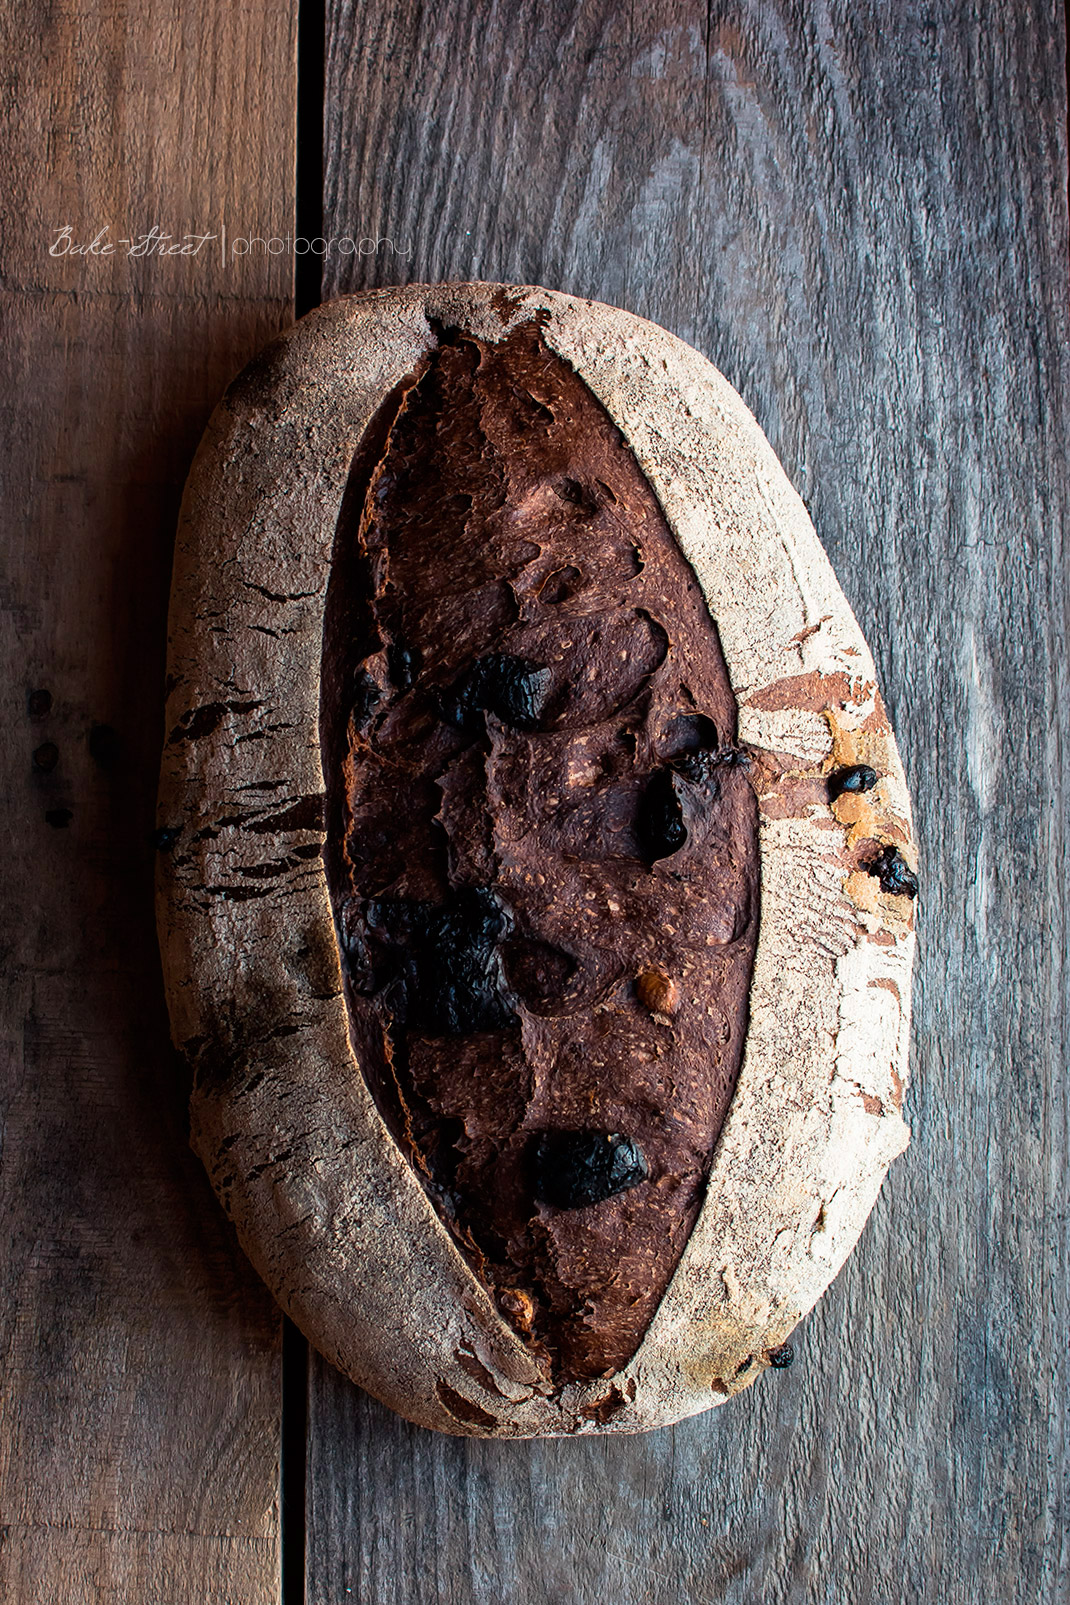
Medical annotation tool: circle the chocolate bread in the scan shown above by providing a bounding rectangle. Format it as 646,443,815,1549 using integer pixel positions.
157,283,916,1437
321,322,760,1380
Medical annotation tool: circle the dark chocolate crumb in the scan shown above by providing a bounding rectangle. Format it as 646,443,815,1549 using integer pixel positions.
663,712,719,756
553,476,600,515
500,937,577,1012
323,320,762,1384
829,764,878,800
32,742,59,772
89,722,121,766
539,564,583,604
638,767,687,860
532,1130,649,1210
867,843,918,899
152,826,182,851
45,807,72,828
767,1342,796,1369
28,689,52,720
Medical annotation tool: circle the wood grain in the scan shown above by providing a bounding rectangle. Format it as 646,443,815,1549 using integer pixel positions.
0,2,297,1601
310,3,1070,1602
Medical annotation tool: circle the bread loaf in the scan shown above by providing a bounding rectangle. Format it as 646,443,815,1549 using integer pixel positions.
156,282,916,1437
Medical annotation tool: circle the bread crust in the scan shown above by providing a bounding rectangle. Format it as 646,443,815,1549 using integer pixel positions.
156,283,915,1437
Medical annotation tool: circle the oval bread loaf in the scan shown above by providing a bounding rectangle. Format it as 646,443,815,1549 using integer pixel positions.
156,282,916,1438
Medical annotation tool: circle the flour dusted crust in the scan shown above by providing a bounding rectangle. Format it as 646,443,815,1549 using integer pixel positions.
156,283,915,1437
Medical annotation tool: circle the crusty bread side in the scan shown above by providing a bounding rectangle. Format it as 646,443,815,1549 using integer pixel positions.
156,283,915,1437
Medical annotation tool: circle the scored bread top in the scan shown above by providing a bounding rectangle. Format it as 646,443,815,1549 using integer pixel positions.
157,283,915,1437
322,317,761,1385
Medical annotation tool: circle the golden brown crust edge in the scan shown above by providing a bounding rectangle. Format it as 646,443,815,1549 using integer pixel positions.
156,283,915,1437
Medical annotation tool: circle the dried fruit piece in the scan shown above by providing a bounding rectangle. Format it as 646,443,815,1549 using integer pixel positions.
829,764,878,799
361,887,516,1035
533,1131,649,1210
499,1287,535,1333
635,969,679,1016
638,767,688,860
443,654,553,733
867,843,918,899
387,642,421,690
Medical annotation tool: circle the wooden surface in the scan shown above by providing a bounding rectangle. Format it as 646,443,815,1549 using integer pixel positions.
0,2,296,1601
3,2,1068,1603
314,4,1070,1603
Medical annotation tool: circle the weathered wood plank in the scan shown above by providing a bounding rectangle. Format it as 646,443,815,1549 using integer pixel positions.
308,3,1070,1602
0,3,298,1601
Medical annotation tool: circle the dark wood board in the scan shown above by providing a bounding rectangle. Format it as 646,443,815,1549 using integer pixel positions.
309,4,1070,1603
0,2,297,1600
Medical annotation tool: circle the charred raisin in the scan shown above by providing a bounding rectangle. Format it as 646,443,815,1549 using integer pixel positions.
351,669,382,728
638,768,687,860
360,887,516,1036
670,750,722,789
387,642,421,690
867,843,918,899
364,896,423,945
532,1130,649,1210
411,888,515,1034
718,746,751,769
443,655,553,733
829,764,878,800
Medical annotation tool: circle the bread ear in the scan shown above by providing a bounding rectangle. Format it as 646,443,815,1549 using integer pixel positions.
157,283,914,1437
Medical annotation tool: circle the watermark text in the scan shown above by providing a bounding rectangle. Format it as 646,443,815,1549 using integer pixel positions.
48,224,411,263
